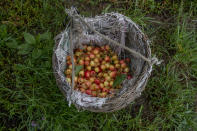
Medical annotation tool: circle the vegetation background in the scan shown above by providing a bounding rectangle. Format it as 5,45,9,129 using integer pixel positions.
0,0,197,130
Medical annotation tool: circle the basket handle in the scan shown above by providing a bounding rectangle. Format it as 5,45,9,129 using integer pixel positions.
66,8,153,65
66,7,160,91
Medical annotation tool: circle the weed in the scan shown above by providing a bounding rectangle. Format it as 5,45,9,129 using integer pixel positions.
0,0,196,130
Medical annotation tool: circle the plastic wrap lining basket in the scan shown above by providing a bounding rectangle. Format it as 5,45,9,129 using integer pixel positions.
52,10,153,112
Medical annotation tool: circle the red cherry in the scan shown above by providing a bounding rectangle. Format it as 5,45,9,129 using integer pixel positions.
93,48,99,55
104,45,110,50
109,71,117,78
89,53,95,59
94,79,100,85
90,70,96,76
102,88,109,93
126,58,130,63
104,56,110,62
109,65,115,71
85,71,90,78
86,89,92,95
120,60,125,64
85,81,91,87
127,75,132,79
84,61,89,66
121,63,127,68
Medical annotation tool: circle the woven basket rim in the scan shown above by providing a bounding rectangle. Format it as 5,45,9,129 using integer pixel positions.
52,12,152,112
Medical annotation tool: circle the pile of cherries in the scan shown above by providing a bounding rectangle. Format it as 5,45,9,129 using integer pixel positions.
65,45,132,98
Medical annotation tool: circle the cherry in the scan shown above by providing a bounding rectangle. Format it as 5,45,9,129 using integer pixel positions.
104,45,110,50
86,90,92,95
127,75,132,79
90,70,96,76
126,58,130,63
87,46,92,51
104,56,110,62
120,60,125,64
94,79,100,85
93,48,99,55
89,53,95,59
102,88,109,93
92,91,97,97
85,71,90,78
109,65,115,71
80,88,86,93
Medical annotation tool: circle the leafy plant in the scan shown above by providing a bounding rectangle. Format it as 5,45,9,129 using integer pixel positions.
113,74,126,87
75,65,83,76
0,0,196,130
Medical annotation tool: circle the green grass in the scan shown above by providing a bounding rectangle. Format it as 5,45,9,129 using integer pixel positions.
0,0,197,130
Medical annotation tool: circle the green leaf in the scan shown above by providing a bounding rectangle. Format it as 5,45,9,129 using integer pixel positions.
103,4,111,13
24,32,36,44
32,49,42,59
17,44,33,55
75,65,83,76
0,25,7,37
13,64,26,71
39,32,51,40
6,40,18,49
18,49,31,55
18,43,34,50
113,74,127,87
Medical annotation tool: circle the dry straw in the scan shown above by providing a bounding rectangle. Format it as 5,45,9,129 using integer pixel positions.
52,8,160,112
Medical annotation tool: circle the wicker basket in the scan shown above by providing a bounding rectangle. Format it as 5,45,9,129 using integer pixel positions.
52,9,153,112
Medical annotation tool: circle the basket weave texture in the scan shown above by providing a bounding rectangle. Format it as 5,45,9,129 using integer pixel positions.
52,11,152,112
